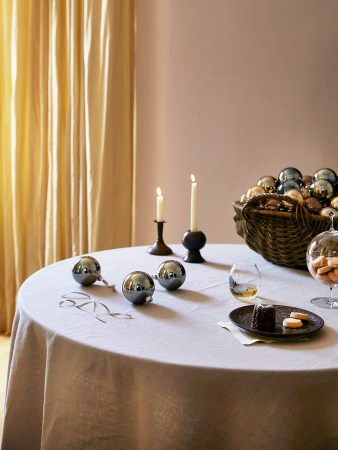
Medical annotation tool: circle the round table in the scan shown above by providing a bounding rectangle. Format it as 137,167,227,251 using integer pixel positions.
2,244,338,450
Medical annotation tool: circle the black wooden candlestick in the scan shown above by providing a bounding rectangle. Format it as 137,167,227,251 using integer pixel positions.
181,230,206,263
147,221,173,256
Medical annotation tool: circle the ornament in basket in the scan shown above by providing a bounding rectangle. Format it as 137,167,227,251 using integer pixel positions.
233,167,338,269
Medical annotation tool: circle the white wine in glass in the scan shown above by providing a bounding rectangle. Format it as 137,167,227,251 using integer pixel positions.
229,263,261,302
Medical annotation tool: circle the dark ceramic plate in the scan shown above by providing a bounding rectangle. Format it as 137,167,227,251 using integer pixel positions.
229,305,324,338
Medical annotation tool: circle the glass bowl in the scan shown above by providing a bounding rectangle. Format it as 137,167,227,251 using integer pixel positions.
306,212,338,308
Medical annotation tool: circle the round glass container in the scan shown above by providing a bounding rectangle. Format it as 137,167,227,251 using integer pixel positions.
306,212,338,308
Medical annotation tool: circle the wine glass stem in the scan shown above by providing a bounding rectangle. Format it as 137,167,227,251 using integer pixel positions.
329,286,333,307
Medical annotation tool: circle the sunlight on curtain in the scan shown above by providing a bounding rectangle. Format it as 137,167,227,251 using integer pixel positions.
0,0,134,334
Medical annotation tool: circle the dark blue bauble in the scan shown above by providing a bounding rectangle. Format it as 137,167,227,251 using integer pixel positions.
277,180,301,194
278,167,302,184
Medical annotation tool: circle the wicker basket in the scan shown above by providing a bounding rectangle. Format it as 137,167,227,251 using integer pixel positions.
233,193,337,269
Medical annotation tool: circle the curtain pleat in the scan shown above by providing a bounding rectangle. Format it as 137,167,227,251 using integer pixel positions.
0,0,134,334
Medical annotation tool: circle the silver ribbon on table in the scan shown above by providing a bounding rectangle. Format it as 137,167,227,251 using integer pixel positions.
59,292,132,323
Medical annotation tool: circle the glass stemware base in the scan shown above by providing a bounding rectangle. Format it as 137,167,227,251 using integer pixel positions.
311,297,338,309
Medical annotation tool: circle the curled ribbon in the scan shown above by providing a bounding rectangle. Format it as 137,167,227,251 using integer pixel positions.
59,291,132,323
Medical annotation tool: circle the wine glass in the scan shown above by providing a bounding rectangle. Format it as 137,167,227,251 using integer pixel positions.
229,263,261,302
307,211,338,309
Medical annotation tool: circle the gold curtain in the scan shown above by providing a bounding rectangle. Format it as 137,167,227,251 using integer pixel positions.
0,0,134,334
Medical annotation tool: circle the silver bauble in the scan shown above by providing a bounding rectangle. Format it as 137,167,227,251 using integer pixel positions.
313,168,337,186
122,271,155,305
278,167,302,184
311,179,334,200
154,260,186,290
72,256,101,286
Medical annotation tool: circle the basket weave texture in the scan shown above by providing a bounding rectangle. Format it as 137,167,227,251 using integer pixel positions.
233,193,337,269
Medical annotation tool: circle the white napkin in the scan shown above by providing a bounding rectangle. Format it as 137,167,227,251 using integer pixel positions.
217,321,309,346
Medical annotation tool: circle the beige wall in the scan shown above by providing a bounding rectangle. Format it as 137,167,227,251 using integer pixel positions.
134,0,338,247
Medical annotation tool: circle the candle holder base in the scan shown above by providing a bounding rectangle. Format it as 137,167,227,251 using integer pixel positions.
182,230,206,263
147,221,173,256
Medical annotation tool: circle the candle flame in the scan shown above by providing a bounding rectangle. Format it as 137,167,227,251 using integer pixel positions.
191,174,196,183
157,187,162,196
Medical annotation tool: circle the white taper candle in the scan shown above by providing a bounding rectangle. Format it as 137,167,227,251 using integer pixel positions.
190,175,198,231
156,187,164,222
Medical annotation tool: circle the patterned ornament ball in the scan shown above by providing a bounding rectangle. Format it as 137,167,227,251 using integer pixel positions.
122,271,155,305
154,260,186,290
72,256,101,286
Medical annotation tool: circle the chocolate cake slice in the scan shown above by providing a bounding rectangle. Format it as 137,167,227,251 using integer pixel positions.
251,302,275,332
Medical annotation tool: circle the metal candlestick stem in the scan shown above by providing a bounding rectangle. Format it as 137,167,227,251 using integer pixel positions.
181,230,206,263
147,221,173,256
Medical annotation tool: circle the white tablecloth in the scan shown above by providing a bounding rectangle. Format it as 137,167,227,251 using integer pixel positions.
2,244,338,450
